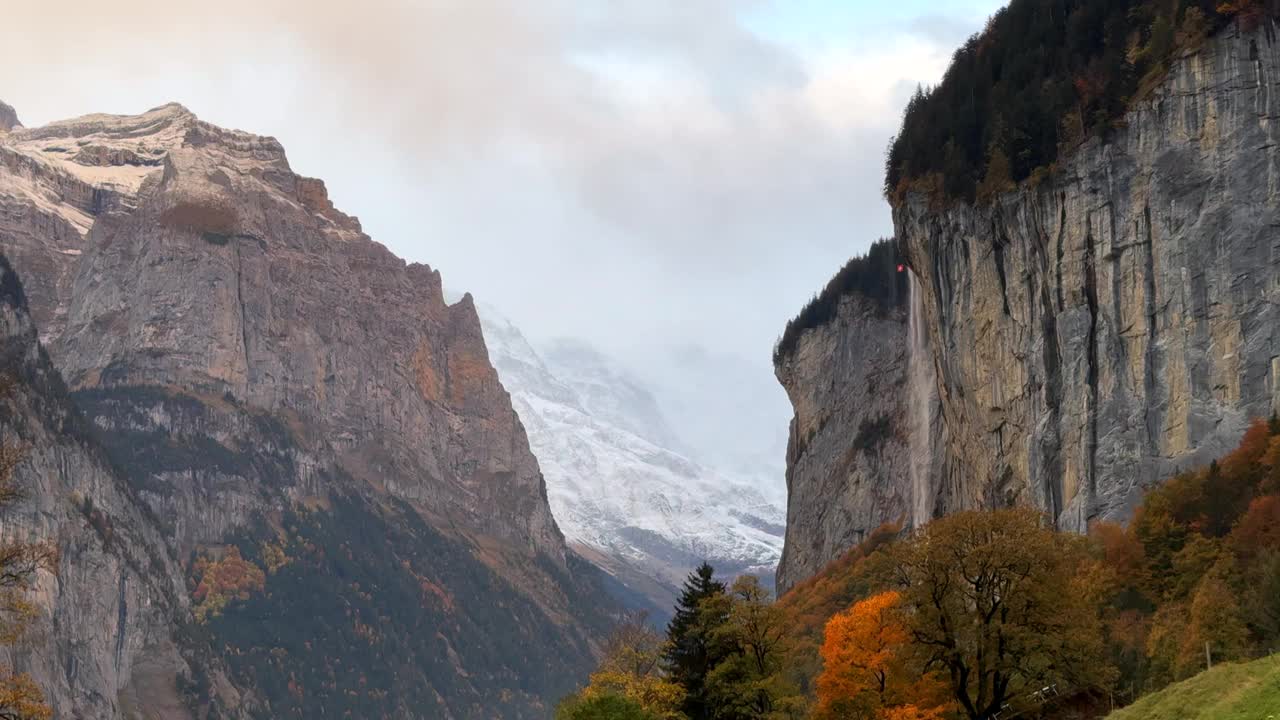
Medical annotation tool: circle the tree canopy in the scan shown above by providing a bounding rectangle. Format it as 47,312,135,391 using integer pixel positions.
885,0,1272,205
880,509,1112,719
566,416,1280,718
774,239,907,364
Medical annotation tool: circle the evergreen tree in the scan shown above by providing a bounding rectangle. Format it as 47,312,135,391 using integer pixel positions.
664,563,729,720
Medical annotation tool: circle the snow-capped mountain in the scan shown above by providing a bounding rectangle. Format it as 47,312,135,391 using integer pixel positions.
477,307,785,608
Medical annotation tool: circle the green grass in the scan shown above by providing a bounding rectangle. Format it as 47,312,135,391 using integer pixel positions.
1107,656,1280,720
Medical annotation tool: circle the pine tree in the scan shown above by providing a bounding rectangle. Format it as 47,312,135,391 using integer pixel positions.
664,562,729,720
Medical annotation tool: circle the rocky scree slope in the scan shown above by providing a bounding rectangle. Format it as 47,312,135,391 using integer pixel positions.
0,101,614,718
777,20,1280,592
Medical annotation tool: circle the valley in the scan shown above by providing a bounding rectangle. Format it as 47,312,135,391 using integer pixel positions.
4,1,1280,719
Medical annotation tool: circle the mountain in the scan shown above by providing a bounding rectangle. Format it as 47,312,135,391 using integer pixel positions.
477,307,785,609
775,14,1280,592
0,101,616,718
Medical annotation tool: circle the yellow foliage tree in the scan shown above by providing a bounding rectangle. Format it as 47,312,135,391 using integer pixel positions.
0,408,57,719
191,546,266,623
1180,570,1250,676
580,612,685,719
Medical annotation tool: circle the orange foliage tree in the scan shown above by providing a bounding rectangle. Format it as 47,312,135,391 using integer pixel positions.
1231,495,1280,558
191,546,266,623
816,591,948,720
774,522,903,696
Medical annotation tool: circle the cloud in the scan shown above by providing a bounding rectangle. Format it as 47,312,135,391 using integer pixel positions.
0,0,982,489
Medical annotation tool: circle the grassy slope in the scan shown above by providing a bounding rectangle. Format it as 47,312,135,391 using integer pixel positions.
1106,656,1280,720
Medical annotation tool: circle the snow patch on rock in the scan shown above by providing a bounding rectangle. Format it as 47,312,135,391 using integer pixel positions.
476,305,785,605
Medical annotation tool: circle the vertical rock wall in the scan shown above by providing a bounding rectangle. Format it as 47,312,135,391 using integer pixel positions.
898,21,1280,531
779,21,1280,591
774,294,913,592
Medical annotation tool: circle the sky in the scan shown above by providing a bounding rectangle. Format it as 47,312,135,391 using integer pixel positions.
0,0,1002,497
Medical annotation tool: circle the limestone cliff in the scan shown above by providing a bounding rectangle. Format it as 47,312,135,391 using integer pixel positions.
0,102,612,718
0,254,203,718
774,292,912,592
778,20,1280,591
899,20,1280,531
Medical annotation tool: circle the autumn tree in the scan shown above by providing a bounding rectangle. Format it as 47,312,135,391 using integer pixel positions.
190,546,266,623
975,145,1014,205
702,576,803,719
881,509,1112,720
816,591,948,720
665,563,731,720
1244,550,1280,645
1181,569,1250,674
1230,495,1280,559
555,693,659,720
579,612,684,719
0,390,57,720
773,522,902,699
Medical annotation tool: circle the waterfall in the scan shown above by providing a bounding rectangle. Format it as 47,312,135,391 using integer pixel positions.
907,273,937,529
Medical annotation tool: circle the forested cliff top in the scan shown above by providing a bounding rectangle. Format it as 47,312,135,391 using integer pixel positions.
886,0,1275,205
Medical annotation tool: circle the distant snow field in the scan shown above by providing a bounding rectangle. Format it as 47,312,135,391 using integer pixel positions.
475,304,785,608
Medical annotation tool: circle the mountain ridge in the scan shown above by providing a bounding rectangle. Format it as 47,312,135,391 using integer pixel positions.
0,99,614,718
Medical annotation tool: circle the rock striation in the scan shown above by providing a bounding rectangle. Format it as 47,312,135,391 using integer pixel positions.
777,20,1280,592
773,292,912,593
0,100,612,718
0,253,204,719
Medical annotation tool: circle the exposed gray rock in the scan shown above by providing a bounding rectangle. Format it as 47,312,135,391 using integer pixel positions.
0,103,610,717
898,20,1280,532
0,101,18,133
0,254,197,719
778,21,1280,593
774,294,913,593
1,102,562,560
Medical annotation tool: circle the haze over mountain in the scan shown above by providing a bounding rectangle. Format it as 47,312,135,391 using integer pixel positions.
0,3,1004,516
6,1,1280,719
476,304,785,611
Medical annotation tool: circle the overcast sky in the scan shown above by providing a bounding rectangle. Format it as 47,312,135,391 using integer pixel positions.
1,0,1001,496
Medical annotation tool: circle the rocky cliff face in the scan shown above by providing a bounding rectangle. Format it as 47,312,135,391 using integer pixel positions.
779,20,1280,591
0,102,611,718
898,20,1280,531
773,292,916,593
0,254,202,719
4,103,559,558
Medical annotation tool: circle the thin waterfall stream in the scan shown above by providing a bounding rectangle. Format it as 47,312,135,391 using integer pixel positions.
907,272,937,529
